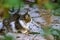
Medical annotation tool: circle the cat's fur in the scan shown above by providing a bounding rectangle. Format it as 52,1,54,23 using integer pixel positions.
3,18,13,32
15,12,31,34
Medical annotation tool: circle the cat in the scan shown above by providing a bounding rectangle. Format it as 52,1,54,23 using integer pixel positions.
2,7,20,33
2,13,21,33
18,12,31,33
15,12,31,34
3,18,13,32
2,10,31,34
0,7,11,34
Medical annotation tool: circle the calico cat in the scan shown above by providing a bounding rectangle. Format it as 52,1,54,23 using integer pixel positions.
15,12,31,34
3,18,13,32
0,7,11,33
2,10,31,34
2,7,20,33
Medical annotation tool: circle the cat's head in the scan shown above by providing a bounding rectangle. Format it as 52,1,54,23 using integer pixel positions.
20,12,31,23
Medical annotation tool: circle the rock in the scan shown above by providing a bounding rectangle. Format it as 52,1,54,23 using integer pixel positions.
14,33,46,40
51,24,60,30
51,16,60,24
0,22,3,29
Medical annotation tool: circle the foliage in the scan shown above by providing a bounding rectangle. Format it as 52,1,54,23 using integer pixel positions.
0,33,15,40
36,0,60,10
0,0,24,8
0,0,24,19
51,28,60,40
52,8,60,16
0,7,10,19
3,35,14,40
3,12,10,19
44,2,58,10
42,26,60,40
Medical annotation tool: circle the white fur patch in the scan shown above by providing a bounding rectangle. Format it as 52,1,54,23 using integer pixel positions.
10,21,17,32
19,19,32,30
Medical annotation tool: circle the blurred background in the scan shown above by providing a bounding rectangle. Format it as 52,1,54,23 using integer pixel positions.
0,0,60,40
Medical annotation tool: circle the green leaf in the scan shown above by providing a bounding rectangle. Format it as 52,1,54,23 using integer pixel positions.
3,35,14,40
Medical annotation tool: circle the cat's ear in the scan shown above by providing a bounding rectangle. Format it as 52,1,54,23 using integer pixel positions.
22,11,28,17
